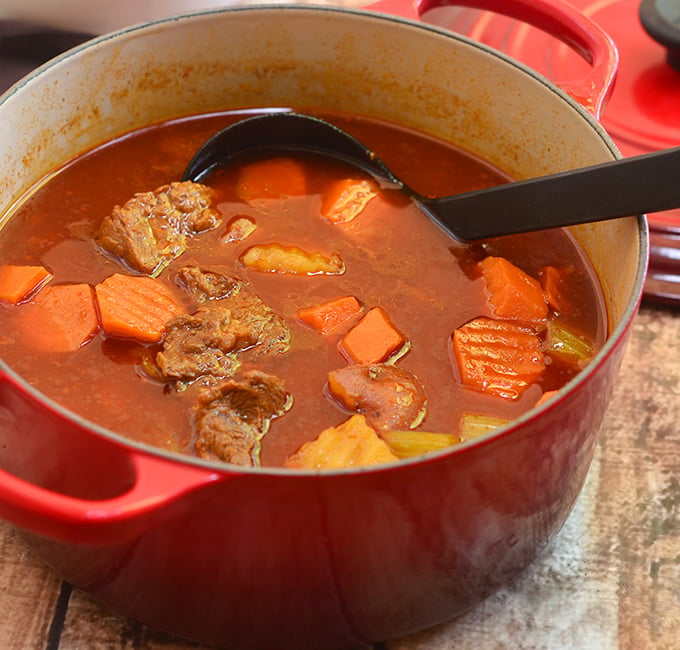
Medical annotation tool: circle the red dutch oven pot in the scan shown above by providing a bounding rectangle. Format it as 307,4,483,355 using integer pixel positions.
0,1,647,648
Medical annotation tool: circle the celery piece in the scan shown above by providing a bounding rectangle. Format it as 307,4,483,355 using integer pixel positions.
546,318,594,365
381,430,459,459
459,413,510,441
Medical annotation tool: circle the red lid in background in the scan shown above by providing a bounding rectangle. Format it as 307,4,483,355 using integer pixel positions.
424,0,680,304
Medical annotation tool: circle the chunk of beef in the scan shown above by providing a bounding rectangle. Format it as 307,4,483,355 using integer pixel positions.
154,266,291,385
194,371,291,465
327,364,427,431
176,265,290,356
220,289,290,356
96,181,221,276
156,305,257,383
175,264,240,302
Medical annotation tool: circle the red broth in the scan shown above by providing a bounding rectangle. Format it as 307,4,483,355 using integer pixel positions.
0,109,606,467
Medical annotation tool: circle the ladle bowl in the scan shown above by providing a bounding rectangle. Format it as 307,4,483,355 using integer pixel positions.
183,111,680,240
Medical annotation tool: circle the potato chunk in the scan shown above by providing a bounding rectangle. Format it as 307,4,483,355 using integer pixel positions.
240,243,344,275
321,178,380,224
285,414,398,470
223,216,257,243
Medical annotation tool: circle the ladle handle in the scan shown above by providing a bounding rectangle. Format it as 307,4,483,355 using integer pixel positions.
426,146,680,240
366,0,618,117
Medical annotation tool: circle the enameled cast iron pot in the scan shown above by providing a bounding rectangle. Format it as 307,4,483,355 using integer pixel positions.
0,1,648,648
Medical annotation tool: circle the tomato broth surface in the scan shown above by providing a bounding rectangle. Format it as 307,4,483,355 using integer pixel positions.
0,110,606,468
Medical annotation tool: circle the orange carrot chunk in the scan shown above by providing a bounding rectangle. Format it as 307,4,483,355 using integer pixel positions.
236,157,307,201
339,306,406,364
285,414,398,470
452,316,545,400
21,283,99,352
95,273,183,343
535,389,559,407
296,295,363,335
540,265,571,313
320,178,380,224
0,264,52,305
479,256,548,322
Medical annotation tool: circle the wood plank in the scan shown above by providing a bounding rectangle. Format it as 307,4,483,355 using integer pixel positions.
59,588,216,649
0,521,62,649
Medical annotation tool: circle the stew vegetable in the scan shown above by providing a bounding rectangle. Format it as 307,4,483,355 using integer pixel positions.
0,109,606,469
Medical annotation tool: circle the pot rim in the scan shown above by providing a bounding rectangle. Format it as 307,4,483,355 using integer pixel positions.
0,3,650,478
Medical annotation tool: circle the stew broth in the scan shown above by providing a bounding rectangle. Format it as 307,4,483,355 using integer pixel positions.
0,109,606,468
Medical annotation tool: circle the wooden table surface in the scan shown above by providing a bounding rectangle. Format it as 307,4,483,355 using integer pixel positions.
2,7,680,650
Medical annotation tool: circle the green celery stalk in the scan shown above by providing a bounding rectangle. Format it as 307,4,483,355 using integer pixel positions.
546,318,594,365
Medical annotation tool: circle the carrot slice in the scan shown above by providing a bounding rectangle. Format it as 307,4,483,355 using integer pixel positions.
285,414,398,470
0,264,52,305
535,390,558,407
296,295,363,335
479,256,548,322
452,316,545,400
21,283,98,352
540,265,571,313
339,307,406,364
236,157,307,201
320,178,380,224
95,273,184,343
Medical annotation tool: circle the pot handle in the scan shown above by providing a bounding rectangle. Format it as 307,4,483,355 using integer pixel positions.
364,0,618,118
0,450,223,545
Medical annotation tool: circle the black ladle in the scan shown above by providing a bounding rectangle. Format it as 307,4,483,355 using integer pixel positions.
182,112,680,240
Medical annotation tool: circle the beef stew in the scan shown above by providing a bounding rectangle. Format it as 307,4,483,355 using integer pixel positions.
0,109,606,469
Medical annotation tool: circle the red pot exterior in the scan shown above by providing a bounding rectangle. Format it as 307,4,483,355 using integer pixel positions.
0,4,646,649
0,321,630,650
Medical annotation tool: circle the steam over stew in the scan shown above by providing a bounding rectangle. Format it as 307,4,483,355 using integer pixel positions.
0,110,605,469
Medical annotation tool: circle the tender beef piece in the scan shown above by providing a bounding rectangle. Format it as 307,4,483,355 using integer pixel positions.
154,266,291,385
221,289,290,356
96,181,221,276
156,305,257,383
194,371,290,466
175,264,240,302
327,364,427,431
176,264,291,356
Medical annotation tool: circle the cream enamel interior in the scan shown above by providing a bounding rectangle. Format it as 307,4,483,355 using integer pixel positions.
0,6,643,329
